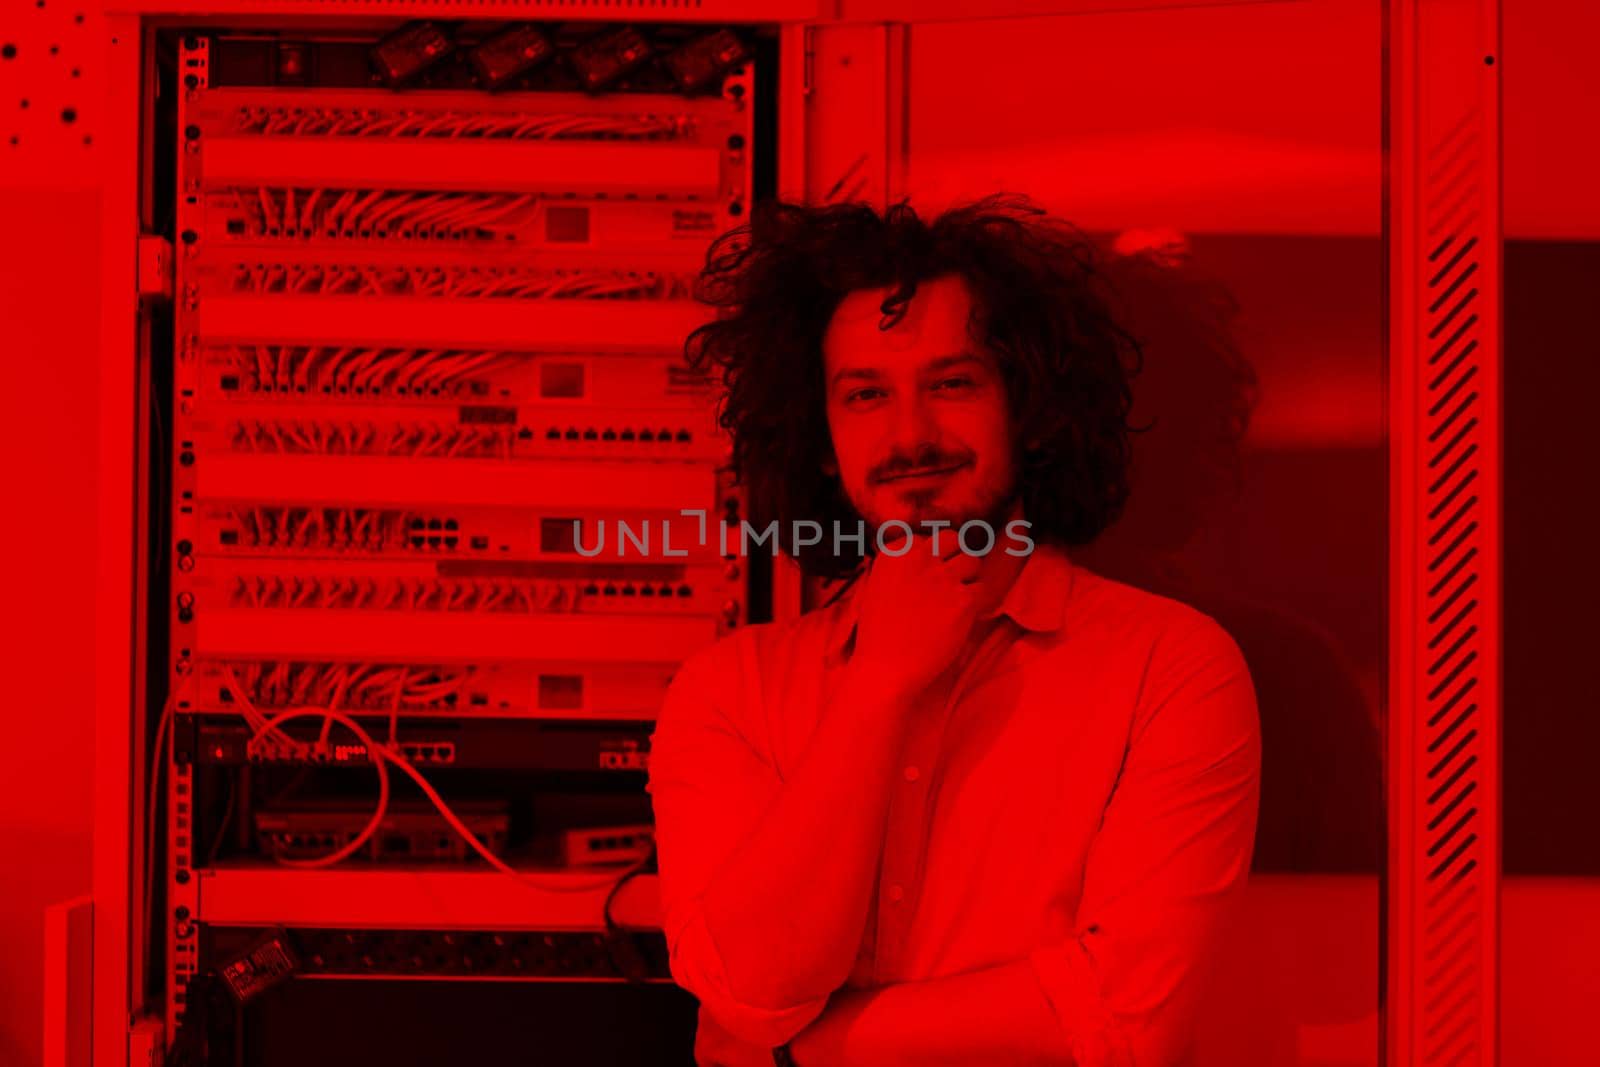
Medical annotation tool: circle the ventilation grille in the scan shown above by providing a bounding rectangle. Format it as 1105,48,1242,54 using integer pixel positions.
1416,103,1490,1067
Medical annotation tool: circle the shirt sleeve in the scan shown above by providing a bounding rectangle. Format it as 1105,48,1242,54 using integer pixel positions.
646,630,832,1048
1027,611,1263,1067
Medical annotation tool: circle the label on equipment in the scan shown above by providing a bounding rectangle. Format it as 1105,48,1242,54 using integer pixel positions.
671,208,716,236
220,928,299,1003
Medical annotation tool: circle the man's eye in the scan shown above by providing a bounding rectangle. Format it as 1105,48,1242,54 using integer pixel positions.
847,388,885,402
935,376,974,391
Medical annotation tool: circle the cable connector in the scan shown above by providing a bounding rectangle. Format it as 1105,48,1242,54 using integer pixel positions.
137,235,173,303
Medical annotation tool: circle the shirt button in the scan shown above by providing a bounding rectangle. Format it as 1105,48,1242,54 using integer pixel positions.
886,884,904,904
902,765,920,782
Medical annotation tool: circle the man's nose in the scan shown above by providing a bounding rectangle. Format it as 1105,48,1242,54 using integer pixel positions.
889,394,939,451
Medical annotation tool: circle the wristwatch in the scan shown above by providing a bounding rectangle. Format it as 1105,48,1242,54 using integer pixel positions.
771,1042,798,1066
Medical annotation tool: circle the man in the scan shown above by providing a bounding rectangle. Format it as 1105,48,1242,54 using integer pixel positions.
646,196,1261,1066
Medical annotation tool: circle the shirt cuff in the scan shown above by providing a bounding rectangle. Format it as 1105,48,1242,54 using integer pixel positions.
668,910,831,1047
1026,939,1135,1067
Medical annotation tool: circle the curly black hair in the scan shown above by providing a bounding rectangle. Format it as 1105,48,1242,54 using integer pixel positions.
684,193,1146,580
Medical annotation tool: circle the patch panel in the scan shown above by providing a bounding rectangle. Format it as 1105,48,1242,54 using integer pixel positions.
202,194,725,256
223,104,690,140
210,187,544,244
210,413,714,461
196,505,734,561
215,571,722,615
160,30,758,1042
254,805,510,863
201,346,716,413
192,87,743,201
215,262,697,300
186,661,674,720
224,579,711,615
191,718,654,773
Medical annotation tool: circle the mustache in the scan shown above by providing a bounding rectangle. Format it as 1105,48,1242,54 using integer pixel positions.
871,449,973,483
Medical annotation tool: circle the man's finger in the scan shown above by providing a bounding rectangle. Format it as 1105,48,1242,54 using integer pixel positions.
942,550,984,584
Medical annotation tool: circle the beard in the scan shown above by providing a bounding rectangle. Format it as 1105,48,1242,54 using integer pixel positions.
860,476,1023,546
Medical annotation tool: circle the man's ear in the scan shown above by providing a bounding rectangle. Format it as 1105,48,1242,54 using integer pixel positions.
820,446,839,478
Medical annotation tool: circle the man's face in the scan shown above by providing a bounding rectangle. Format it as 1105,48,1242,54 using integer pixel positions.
821,273,1021,535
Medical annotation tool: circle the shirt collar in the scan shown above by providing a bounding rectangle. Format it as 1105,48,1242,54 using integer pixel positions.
825,540,1075,665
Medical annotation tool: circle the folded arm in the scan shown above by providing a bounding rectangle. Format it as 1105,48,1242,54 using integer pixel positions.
647,631,921,1046
793,615,1262,1067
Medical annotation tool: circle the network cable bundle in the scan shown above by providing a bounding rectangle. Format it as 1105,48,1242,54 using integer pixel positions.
151,21,766,1063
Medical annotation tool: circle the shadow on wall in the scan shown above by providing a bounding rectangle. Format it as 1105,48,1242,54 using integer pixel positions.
1072,244,1384,874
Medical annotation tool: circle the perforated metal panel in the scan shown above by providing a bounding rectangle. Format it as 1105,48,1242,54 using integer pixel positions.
1388,1,1502,1064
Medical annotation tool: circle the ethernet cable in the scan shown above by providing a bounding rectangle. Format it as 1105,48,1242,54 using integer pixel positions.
220,668,652,892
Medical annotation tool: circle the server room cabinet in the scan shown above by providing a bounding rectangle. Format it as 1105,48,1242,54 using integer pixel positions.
96,8,812,1065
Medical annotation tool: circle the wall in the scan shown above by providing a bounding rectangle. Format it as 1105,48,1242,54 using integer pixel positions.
0,187,103,1067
